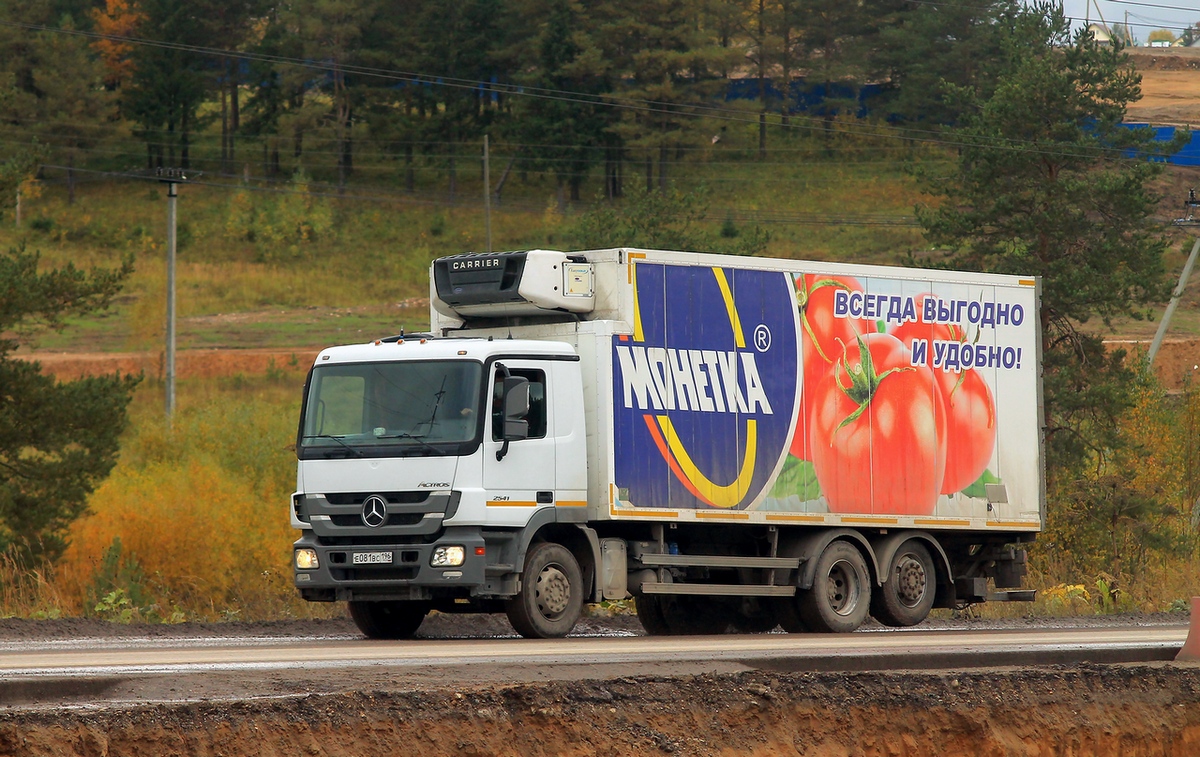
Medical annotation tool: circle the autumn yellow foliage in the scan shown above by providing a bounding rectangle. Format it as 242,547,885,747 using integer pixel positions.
39,372,338,621
91,0,144,90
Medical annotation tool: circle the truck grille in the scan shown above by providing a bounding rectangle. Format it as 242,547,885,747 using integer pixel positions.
323,491,429,506
330,513,426,527
300,490,459,541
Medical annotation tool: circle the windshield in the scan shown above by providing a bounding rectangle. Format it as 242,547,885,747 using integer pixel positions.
299,360,483,458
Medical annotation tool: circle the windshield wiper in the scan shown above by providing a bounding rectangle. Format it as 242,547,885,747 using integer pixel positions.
302,434,364,458
426,376,448,427
373,432,443,454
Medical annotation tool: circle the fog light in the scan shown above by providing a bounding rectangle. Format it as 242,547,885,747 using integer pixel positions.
295,548,320,570
431,545,465,567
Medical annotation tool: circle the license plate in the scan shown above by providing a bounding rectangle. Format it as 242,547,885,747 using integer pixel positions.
352,551,393,565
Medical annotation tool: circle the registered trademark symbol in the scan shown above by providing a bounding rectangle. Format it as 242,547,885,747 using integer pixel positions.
754,324,771,352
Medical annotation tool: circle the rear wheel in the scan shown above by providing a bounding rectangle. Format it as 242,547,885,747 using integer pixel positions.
634,595,731,635
666,596,732,635
729,598,779,634
506,542,584,639
775,598,809,633
348,600,430,639
634,595,673,636
797,541,871,633
871,540,936,627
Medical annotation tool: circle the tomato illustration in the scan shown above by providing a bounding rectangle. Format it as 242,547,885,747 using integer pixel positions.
808,332,946,515
891,295,996,495
791,274,870,461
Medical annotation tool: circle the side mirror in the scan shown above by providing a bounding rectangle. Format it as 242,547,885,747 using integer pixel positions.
496,376,529,461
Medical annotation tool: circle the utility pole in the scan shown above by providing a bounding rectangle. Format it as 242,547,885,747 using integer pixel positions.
157,167,188,425
1149,189,1200,367
483,135,492,253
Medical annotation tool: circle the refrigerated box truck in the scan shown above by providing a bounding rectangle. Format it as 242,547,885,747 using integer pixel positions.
291,248,1042,638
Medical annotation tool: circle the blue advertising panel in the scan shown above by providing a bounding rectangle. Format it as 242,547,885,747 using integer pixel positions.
612,263,800,510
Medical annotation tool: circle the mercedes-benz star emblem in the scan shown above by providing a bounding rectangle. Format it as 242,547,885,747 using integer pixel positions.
361,495,388,528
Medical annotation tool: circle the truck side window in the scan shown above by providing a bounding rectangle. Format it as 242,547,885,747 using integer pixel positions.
492,368,547,441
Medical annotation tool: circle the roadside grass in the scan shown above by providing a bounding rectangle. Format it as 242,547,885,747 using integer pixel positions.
954,557,1200,620
2,142,935,352
31,126,1200,350
39,368,342,622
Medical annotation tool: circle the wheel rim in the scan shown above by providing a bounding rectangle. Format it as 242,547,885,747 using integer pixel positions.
534,563,571,619
894,553,929,608
825,559,862,617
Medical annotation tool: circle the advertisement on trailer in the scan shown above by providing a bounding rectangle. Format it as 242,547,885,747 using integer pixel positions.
611,262,1040,523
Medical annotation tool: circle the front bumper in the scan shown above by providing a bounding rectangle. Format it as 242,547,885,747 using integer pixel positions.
293,526,488,601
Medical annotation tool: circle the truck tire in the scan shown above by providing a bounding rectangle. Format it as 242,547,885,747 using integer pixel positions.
635,595,731,635
729,598,779,634
666,596,732,635
348,600,430,639
871,540,936,627
506,542,584,639
797,540,871,633
634,595,673,636
775,597,809,633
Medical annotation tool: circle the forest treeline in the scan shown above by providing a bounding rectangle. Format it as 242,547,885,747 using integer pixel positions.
1,0,1039,202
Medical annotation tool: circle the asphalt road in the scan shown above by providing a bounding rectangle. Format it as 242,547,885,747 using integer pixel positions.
0,624,1187,682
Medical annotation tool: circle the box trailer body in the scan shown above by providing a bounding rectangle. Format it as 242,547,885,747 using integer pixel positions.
293,248,1043,638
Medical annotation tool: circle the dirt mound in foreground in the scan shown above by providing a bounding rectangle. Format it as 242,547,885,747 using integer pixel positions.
4,664,1199,756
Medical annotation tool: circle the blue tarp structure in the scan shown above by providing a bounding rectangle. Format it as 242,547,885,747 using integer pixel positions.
1121,124,1200,166
724,78,884,118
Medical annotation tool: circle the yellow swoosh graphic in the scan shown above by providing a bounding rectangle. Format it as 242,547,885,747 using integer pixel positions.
656,415,758,508
712,267,746,349
631,260,644,343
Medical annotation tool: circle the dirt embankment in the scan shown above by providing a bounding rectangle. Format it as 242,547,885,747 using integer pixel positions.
1127,48,1200,127
4,664,1200,757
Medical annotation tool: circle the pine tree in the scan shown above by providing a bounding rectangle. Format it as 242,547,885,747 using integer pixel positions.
592,0,732,192
0,247,139,564
873,0,1016,127
403,0,502,198
504,0,612,205
282,0,380,189
32,20,115,203
918,4,1182,475
120,0,208,169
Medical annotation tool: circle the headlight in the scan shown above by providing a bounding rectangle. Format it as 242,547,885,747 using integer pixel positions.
431,545,465,567
295,548,320,570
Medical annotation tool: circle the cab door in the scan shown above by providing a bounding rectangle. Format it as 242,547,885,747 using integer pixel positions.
482,360,557,521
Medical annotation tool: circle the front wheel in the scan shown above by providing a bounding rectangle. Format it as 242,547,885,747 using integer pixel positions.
506,542,584,639
348,600,430,639
871,540,936,627
797,540,871,633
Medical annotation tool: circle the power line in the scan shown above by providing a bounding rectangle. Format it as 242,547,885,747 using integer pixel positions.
1109,0,1200,15
907,0,1199,33
0,17,1179,163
